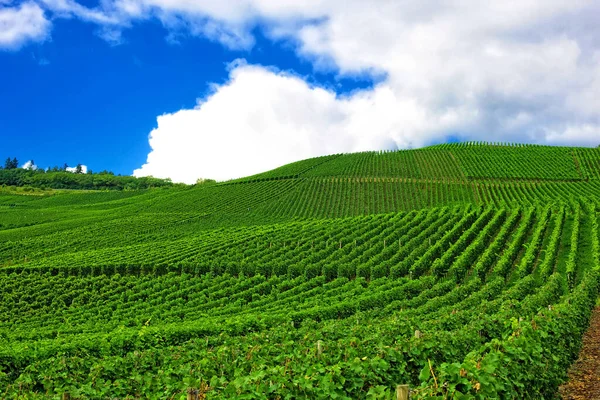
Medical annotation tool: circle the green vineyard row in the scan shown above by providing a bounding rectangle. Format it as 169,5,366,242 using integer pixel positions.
2,143,600,398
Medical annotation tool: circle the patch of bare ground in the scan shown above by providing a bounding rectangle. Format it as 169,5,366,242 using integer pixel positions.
559,305,600,399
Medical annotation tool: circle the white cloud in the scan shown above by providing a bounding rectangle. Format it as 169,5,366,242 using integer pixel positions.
66,164,88,174
0,2,51,49
40,0,121,24
26,0,600,180
96,26,124,45
544,125,600,147
133,63,479,183
134,64,350,183
21,160,37,170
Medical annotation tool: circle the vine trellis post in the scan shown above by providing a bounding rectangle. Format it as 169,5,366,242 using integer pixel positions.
396,385,409,400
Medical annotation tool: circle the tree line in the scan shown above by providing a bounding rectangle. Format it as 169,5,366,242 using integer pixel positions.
1,157,176,190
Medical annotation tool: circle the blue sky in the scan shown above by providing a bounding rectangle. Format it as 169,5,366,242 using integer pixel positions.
1,1,599,182
1,16,374,175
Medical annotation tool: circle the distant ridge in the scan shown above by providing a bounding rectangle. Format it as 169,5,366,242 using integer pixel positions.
227,142,600,183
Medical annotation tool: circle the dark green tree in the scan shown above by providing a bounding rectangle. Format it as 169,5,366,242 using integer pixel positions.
4,157,18,169
75,164,83,174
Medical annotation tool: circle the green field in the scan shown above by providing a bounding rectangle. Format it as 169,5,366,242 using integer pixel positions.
1,143,600,399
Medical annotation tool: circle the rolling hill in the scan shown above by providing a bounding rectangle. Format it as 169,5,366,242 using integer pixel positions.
1,142,600,398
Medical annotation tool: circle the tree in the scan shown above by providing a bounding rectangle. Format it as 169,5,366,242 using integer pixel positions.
75,164,83,174
196,178,216,185
4,157,18,169
62,163,69,171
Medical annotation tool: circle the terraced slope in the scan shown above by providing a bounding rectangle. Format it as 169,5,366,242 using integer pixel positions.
1,143,600,399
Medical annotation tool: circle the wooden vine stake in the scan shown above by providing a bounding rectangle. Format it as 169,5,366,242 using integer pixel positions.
187,388,199,400
317,340,323,358
414,330,422,338
396,385,409,400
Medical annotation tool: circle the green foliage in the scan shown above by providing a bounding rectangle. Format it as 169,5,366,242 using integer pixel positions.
1,143,600,398
452,144,582,180
0,168,175,190
3,157,18,170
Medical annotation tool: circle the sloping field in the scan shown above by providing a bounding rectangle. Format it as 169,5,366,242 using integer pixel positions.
1,143,599,398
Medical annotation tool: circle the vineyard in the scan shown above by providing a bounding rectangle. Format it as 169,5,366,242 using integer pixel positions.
1,143,600,398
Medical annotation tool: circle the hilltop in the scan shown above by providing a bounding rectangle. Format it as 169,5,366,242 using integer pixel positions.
0,143,599,398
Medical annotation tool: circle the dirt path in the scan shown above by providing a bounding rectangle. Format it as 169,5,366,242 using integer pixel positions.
559,305,600,399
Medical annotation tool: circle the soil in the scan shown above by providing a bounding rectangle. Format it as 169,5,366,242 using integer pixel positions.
559,305,600,399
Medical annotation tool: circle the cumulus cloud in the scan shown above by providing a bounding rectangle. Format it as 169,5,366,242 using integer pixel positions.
26,0,600,181
134,64,349,183
21,160,38,170
0,2,51,49
131,62,481,183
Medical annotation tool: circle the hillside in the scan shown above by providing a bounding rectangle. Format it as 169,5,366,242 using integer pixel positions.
1,143,600,398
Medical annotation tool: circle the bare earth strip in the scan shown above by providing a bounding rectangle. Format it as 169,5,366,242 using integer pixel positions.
560,305,600,399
